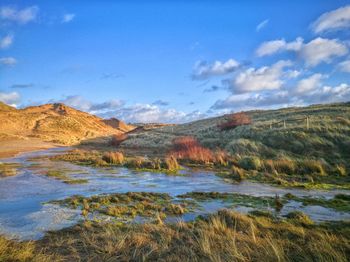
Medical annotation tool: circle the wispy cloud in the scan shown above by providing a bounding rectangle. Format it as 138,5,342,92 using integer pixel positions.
0,35,13,49
0,6,39,24
0,57,17,66
192,59,240,80
10,83,34,89
311,5,350,34
338,60,350,73
152,100,169,106
62,13,75,23
101,73,124,79
256,19,269,32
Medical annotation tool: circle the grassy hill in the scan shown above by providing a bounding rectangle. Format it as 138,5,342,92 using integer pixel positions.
122,102,350,185
0,102,133,145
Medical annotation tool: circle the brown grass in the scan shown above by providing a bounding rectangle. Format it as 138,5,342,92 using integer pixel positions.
102,151,125,165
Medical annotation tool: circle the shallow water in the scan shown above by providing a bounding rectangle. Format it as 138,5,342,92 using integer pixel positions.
0,148,349,240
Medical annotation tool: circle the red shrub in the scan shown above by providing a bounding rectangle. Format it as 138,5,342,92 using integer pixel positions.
218,112,252,131
111,133,128,147
170,136,214,164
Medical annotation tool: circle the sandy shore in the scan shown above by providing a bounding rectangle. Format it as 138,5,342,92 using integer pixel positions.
0,138,60,159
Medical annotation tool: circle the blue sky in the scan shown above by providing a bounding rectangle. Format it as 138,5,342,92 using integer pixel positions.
0,1,350,123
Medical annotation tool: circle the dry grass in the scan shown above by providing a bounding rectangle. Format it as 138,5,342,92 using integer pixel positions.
32,209,350,261
102,151,125,165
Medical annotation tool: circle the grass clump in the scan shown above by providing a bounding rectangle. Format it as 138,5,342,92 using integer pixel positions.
0,162,19,177
0,236,57,262
238,156,262,170
285,211,314,225
102,151,124,165
164,155,179,171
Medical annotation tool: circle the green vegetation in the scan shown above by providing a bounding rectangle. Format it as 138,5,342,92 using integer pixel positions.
284,193,350,212
179,191,350,213
120,103,350,189
52,192,195,222
178,191,282,210
2,210,349,261
45,170,88,184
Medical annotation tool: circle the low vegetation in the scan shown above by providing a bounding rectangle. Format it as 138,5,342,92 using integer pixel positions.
45,170,88,184
52,149,180,173
1,210,349,261
120,103,350,189
51,192,194,222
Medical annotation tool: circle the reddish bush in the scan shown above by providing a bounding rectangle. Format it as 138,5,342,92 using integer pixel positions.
111,133,128,146
218,112,252,131
170,136,214,164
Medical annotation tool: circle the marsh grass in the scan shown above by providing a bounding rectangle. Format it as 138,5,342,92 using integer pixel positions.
1,209,349,261
52,192,194,222
45,170,88,184
284,193,350,212
32,209,350,261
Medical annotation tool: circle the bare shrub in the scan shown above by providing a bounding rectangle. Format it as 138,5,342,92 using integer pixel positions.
170,136,214,164
218,112,252,131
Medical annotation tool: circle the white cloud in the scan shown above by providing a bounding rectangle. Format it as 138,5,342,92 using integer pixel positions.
211,91,294,111
192,59,239,80
339,60,350,73
0,35,13,49
0,6,39,24
256,37,303,57
312,5,350,34
300,37,348,66
0,91,20,106
54,95,204,123
295,73,324,94
62,13,75,23
303,83,350,104
0,57,17,65
256,19,269,32
59,95,92,112
256,37,348,67
227,60,292,93
101,103,205,123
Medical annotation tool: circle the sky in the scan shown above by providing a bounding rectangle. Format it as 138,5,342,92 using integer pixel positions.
0,0,350,123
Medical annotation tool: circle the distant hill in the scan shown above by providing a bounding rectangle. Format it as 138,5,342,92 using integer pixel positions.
0,102,134,145
103,118,135,133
